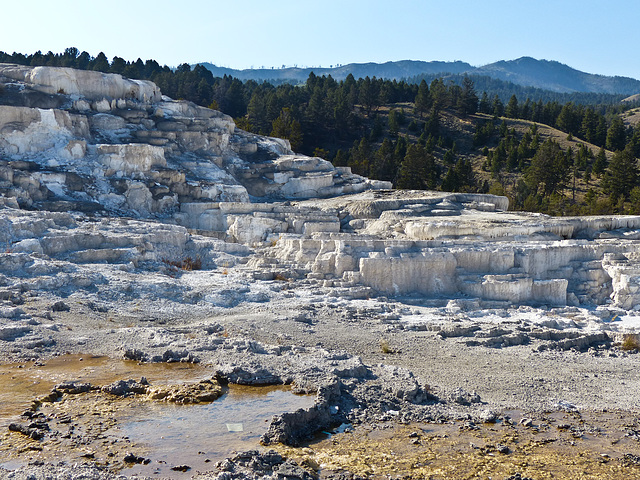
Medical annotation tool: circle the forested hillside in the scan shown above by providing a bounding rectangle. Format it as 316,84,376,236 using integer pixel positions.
2,48,640,216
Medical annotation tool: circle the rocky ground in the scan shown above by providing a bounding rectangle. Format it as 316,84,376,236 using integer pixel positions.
1,64,640,479
0,251,639,479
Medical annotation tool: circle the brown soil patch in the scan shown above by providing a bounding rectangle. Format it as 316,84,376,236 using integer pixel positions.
276,410,640,479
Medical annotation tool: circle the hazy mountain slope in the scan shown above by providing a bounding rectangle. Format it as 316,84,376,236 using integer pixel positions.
199,57,640,94
473,56,640,94
198,60,472,82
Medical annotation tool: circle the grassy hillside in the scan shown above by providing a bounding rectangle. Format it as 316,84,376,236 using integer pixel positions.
323,99,630,216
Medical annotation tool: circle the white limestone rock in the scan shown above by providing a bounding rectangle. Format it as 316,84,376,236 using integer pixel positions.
0,106,89,155
62,140,87,159
359,251,458,296
227,215,288,245
89,113,127,131
0,64,161,102
125,182,154,215
97,144,167,174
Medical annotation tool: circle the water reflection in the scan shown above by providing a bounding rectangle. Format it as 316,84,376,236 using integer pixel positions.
121,386,314,477
0,356,315,478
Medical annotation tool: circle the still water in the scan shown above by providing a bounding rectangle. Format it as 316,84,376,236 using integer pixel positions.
121,385,314,477
0,355,315,478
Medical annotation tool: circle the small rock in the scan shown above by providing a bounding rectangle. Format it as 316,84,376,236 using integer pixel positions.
123,453,149,464
171,465,191,472
479,409,498,423
496,443,510,454
520,418,534,428
449,387,481,405
505,474,535,480
50,301,70,312
8,423,45,440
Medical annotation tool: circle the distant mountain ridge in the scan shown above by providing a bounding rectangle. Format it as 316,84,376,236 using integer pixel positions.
199,60,472,83
198,57,640,95
473,57,640,94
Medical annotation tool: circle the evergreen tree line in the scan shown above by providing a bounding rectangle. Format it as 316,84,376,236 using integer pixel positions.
406,73,630,106
2,49,635,156
482,93,638,152
2,48,640,215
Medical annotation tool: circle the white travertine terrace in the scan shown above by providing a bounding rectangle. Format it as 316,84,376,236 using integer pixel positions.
1,63,640,310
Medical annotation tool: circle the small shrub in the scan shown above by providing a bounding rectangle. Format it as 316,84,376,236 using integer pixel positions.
269,235,282,247
620,335,640,352
163,256,202,271
380,339,394,354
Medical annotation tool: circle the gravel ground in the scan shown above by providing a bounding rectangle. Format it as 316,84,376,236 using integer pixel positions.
1,260,639,479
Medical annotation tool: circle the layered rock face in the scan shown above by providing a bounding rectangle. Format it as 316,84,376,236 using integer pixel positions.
1,64,640,311
270,191,640,308
0,63,388,216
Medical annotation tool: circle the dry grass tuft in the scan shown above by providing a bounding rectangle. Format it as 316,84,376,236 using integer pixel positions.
620,334,640,352
379,339,394,354
163,256,202,271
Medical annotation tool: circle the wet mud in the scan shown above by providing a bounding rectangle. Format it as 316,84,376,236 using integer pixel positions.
0,355,314,478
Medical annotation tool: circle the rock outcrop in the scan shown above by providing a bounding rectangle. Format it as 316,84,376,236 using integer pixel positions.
0,63,389,216
2,64,640,310
263,191,640,308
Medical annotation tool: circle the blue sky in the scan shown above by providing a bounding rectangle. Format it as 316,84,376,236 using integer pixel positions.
2,0,639,79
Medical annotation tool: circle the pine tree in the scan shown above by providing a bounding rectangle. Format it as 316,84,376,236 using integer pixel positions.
271,108,303,151
606,115,626,151
247,91,268,134
429,79,448,112
592,147,608,176
424,109,439,138
110,56,127,75
525,140,570,197
369,114,384,141
629,125,640,158
442,158,475,193
455,158,475,191
441,167,459,192
372,138,396,181
333,149,350,167
397,144,436,190
478,92,490,114
92,52,110,72
579,108,598,144
393,136,408,166
505,95,519,118
358,76,379,116
492,95,504,117
521,98,532,119
414,80,431,118
595,116,608,147
602,146,638,201
349,137,373,176
222,78,246,118
457,76,478,116
388,109,399,137
556,102,581,136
